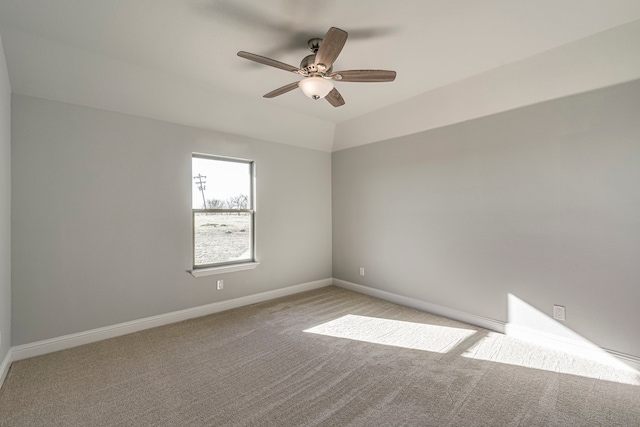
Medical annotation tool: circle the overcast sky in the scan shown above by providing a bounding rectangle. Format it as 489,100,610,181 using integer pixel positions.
192,157,251,209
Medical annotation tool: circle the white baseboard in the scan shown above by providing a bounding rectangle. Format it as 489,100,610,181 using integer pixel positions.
9,277,640,374
0,348,12,389
12,278,332,361
334,279,640,372
333,279,506,333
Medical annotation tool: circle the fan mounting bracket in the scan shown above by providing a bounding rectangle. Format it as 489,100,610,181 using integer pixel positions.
307,38,322,53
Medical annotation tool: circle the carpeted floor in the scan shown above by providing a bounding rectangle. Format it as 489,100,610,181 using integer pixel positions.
1,286,639,426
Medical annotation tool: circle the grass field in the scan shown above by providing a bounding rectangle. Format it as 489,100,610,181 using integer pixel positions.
194,212,252,266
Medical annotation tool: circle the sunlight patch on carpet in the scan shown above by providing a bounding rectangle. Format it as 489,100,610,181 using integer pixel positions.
462,332,640,386
304,314,476,353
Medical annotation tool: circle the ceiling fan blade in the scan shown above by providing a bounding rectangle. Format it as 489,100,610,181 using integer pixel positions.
330,70,397,82
325,88,345,107
237,51,300,73
263,82,300,98
314,27,348,71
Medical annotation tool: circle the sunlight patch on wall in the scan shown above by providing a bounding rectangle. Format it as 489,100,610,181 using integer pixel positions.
506,293,639,373
457,293,640,385
304,314,476,353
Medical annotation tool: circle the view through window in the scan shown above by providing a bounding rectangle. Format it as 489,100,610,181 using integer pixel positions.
192,154,254,268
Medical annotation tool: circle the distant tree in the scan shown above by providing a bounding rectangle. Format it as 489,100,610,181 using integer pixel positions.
206,198,226,209
237,194,249,209
226,194,249,213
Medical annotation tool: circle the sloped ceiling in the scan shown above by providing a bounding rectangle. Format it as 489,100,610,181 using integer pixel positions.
1,0,639,152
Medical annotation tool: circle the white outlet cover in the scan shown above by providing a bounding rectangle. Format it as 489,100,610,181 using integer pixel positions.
217,280,224,290
553,305,566,321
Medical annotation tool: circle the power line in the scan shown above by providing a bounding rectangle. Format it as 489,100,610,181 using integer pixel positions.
193,174,207,209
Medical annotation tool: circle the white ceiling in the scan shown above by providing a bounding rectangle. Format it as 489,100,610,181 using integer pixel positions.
1,1,640,151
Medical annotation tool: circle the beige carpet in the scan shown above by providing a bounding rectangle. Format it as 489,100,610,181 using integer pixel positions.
1,286,639,426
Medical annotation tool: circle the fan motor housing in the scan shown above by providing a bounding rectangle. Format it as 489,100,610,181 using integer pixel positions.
300,54,332,75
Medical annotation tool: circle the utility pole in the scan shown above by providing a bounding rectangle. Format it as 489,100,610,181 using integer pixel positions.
193,174,207,209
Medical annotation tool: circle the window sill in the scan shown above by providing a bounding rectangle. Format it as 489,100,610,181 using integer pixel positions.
189,262,260,278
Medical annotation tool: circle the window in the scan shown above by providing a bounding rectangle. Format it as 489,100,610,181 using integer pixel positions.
192,154,255,270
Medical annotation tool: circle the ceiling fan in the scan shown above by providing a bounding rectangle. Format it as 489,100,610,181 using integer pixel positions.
237,27,396,107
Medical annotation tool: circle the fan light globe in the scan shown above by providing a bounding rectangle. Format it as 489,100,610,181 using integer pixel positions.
299,77,334,100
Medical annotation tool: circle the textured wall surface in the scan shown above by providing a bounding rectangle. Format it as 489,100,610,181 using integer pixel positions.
333,80,640,359
11,95,332,345
0,33,12,363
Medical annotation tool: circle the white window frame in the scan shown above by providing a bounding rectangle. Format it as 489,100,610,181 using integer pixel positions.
189,154,258,277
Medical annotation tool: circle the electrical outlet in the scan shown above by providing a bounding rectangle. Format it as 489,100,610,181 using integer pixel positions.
217,280,224,290
553,305,566,321
359,267,365,276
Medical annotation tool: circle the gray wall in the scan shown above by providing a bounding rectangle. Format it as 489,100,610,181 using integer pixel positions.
333,80,640,359
0,34,11,360
11,95,332,346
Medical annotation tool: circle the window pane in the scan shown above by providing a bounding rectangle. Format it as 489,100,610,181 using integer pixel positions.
194,212,252,266
192,157,251,210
